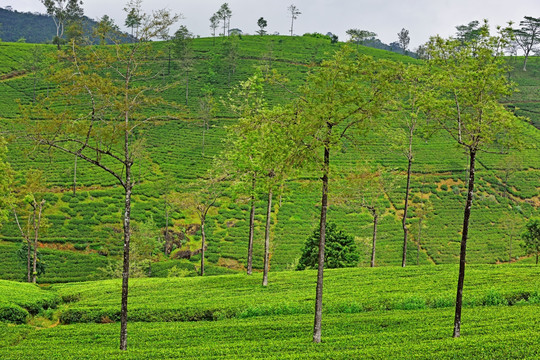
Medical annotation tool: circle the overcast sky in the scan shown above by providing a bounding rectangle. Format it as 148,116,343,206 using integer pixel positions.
1,0,538,48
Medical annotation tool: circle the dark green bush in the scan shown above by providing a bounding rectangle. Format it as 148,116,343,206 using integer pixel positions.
296,222,359,270
0,303,28,324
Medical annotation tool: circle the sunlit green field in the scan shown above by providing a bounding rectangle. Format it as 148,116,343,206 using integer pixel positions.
2,264,540,358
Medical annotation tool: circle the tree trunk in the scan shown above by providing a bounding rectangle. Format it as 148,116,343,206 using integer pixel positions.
370,212,378,268
164,204,170,255
73,155,77,195
417,218,422,265
313,142,330,343
453,148,476,338
290,17,294,36
523,50,529,71
247,176,256,275
402,156,412,267
31,204,43,284
185,70,189,106
508,231,512,263
167,48,171,75
27,238,32,283
119,167,133,351
32,237,37,284
262,189,272,286
200,216,206,276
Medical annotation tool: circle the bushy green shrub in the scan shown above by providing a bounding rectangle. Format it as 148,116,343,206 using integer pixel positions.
296,222,359,270
0,303,28,324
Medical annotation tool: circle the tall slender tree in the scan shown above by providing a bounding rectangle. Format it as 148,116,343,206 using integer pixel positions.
389,64,428,267
287,4,301,36
217,3,232,36
424,23,521,338
209,14,219,44
291,46,395,343
24,3,179,350
173,25,195,106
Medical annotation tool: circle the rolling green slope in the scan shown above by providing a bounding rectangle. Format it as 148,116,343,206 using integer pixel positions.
0,36,538,283
1,265,540,358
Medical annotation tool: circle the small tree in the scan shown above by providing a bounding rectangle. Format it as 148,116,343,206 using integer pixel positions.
455,20,482,44
216,3,232,36
13,169,47,284
41,0,84,49
296,222,359,270
346,28,377,49
124,0,142,39
522,217,540,265
513,16,540,71
198,93,217,157
179,177,222,276
398,28,410,54
173,25,195,106
257,17,268,36
287,4,301,36
389,63,428,267
209,14,219,44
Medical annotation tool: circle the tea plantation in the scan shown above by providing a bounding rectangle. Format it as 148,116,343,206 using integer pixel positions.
0,35,538,283
2,265,540,358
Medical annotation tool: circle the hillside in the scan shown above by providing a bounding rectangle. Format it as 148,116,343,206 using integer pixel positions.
0,35,539,283
0,7,99,44
1,265,540,358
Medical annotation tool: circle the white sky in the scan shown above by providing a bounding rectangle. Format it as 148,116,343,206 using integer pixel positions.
1,0,538,48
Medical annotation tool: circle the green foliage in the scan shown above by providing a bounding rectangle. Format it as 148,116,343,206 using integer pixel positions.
0,303,28,324
16,243,46,277
522,217,540,262
297,222,359,270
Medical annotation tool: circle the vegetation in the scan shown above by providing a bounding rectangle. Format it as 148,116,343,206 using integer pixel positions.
0,6,538,355
296,222,359,270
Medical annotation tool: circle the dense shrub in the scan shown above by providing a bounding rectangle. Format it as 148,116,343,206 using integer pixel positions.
296,222,359,270
0,303,28,324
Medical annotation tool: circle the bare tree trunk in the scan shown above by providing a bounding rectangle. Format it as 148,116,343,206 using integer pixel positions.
31,203,44,284
453,148,476,338
370,212,378,268
290,17,294,36
262,189,272,286
185,70,189,106
313,142,330,343
167,48,171,75
73,155,77,195
164,203,170,255
27,238,32,283
201,216,206,276
119,163,133,351
247,176,256,275
402,155,412,267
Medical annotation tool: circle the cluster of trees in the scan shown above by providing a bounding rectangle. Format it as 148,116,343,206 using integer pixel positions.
1,1,538,353
219,22,526,342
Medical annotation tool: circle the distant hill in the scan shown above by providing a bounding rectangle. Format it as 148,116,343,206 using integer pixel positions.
0,7,98,43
